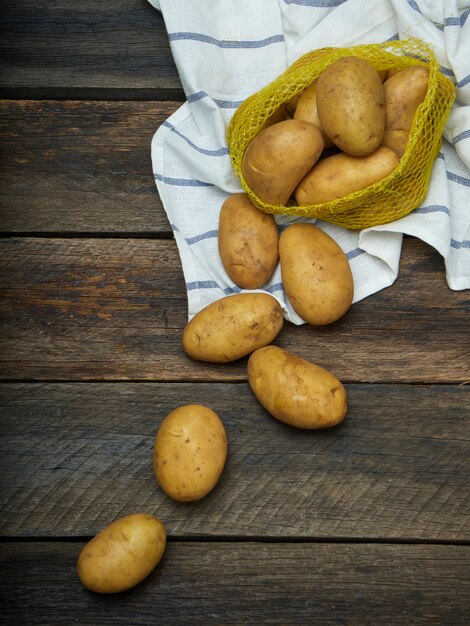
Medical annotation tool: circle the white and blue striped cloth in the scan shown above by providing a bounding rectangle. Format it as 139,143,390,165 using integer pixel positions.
149,0,470,324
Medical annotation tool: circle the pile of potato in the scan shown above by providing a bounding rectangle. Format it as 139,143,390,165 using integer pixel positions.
77,54,430,596
242,56,429,206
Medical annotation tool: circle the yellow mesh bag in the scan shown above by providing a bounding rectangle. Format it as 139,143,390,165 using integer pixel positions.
226,39,456,230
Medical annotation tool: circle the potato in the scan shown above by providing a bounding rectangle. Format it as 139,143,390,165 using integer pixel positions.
383,67,430,131
182,292,283,363
248,346,347,429
77,513,166,593
153,404,227,502
279,223,353,325
381,128,409,158
293,80,334,148
241,119,324,205
316,56,385,156
295,146,398,205
218,193,279,289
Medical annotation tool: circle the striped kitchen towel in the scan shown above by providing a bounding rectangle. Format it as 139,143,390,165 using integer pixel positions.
148,0,469,324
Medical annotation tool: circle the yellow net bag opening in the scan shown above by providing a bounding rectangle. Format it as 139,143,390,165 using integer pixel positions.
226,39,456,230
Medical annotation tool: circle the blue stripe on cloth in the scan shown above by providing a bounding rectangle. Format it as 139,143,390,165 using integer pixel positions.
162,121,230,156
265,282,284,293
346,247,365,260
283,0,347,5
414,205,451,216
223,285,242,295
439,66,455,78
168,32,284,48
186,280,220,291
407,0,422,13
444,10,469,27
451,239,470,249
454,129,470,145
457,74,470,88
154,173,214,187
447,170,470,186
385,33,400,41
185,280,242,295
185,230,218,245
187,91,244,109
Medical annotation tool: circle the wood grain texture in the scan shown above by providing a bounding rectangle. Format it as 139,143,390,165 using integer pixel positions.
0,382,468,539
1,541,469,625
0,100,180,233
0,0,183,99
0,237,468,382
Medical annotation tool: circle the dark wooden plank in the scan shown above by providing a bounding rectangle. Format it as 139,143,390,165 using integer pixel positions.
0,237,468,383
1,541,468,625
0,100,180,234
0,1,183,100
0,382,468,539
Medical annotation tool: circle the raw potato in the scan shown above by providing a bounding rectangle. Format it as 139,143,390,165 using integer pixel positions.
218,193,279,289
153,404,227,502
279,223,353,325
293,80,333,147
77,513,166,593
182,292,283,363
382,65,429,157
241,119,324,205
383,66,430,131
248,346,347,429
381,129,409,159
316,56,385,156
295,146,398,205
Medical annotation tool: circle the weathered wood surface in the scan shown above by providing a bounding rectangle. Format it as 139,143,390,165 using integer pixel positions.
1,382,468,539
1,541,469,625
0,100,181,234
0,1,183,100
0,237,468,382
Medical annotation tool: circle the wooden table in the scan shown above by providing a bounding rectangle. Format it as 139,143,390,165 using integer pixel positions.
1,2,469,624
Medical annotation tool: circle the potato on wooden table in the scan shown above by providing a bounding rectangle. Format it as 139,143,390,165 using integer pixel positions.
77,514,166,593
154,404,228,502
182,292,283,363
248,346,347,429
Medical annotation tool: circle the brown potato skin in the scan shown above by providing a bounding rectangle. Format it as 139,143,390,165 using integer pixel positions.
218,193,279,289
295,146,398,205
293,80,333,147
153,404,227,502
77,514,166,593
383,66,429,134
316,56,385,156
241,119,324,205
381,128,409,158
182,292,284,363
279,223,353,326
248,346,347,429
